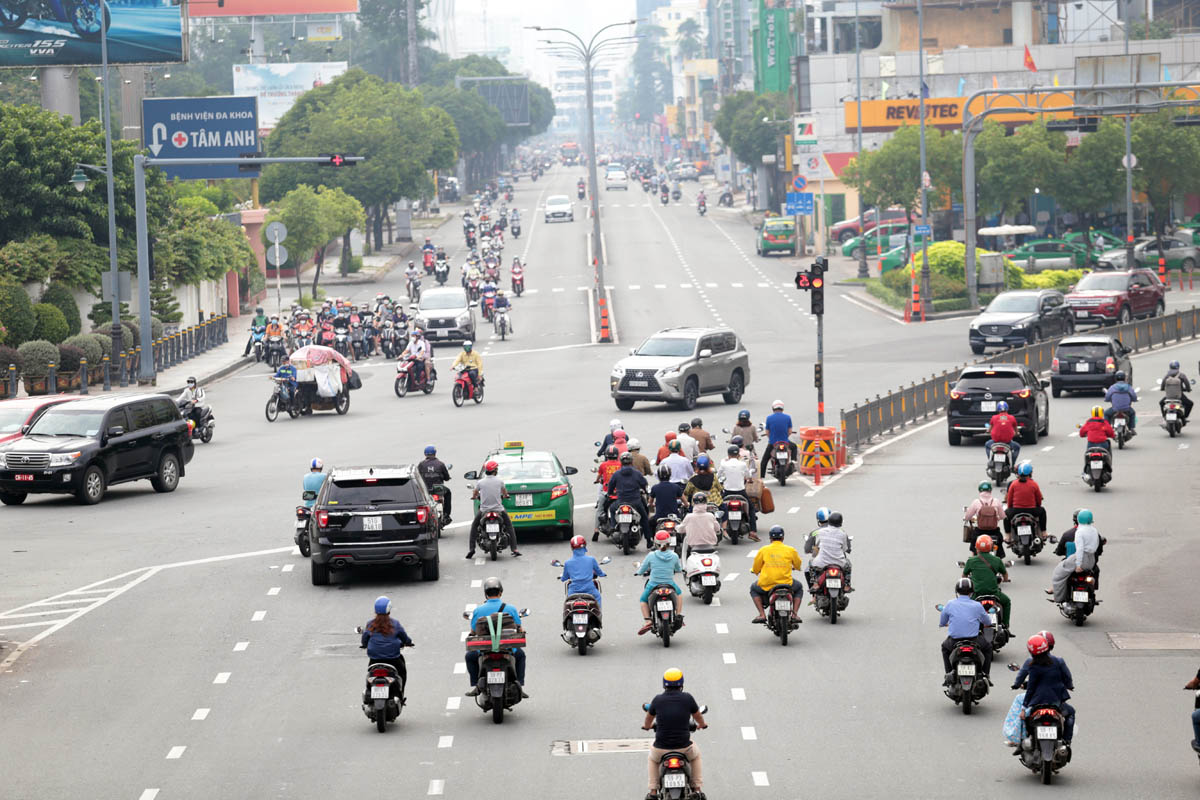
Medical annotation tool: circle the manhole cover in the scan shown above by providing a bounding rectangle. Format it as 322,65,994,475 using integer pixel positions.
551,738,653,755
1107,632,1200,650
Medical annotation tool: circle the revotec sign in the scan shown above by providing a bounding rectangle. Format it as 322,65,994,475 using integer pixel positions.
141,96,260,180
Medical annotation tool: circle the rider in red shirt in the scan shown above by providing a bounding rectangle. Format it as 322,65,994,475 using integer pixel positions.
984,401,1020,461
1004,461,1046,535
1079,406,1116,448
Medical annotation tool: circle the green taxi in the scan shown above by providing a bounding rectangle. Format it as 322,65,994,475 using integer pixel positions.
756,218,797,256
877,235,930,273
1004,239,1088,271
1064,230,1122,251
465,441,578,539
1177,214,1200,245
841,223,912,259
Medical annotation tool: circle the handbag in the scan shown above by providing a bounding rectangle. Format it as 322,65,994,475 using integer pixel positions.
759,486,775,514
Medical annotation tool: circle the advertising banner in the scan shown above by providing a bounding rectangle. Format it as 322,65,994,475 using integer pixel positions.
306,20,342,42
232,61,348,132
189,0,358,17
142,96,260,180
754,0,792,95
0,0,185,68
843,95,1075,133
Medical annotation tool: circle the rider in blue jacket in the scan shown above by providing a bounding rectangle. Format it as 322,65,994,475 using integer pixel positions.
1103,371,1137,432
560,536,606,607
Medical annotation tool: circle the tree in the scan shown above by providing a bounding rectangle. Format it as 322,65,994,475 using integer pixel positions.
676,17,704,60
421,85,504,187
626,25,673,123
316,186,366,283
0,279,36,346
1132,109,1200,240
727,92,789,167
266,185,324,302
150,280,182,324
41,283,81,336
975,119,1066,220
1057,118,1126,262
713,90,755,146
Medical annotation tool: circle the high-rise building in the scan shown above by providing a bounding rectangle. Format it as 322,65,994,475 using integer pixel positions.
550,64,618,135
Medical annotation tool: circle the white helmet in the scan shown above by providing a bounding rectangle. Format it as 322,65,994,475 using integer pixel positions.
309,457,323,470
609,418,622,431
628,438,640,450
771,399,784,411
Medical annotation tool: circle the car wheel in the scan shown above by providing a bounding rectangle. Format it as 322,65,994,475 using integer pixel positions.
1052,383,1062,398
560,523,575,541
76,465,106,505
614,398,635,411
970,343,984,355
311,560,330,586
1118,305,1132,324
838,230,856,244
0,491,27,505
679,377,699,411
948,428,961,446
1021,416,1039,445
420,556,440,582
1041,409,1050,436
722,370,745,404
150,452,180,493
1183,257,1195,274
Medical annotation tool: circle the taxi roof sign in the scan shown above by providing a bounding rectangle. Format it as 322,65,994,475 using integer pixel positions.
502,440,525,451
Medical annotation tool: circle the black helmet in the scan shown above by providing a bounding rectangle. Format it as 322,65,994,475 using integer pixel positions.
606,445,619,459
690,417,702,428
657,465,671,481
768,525,785,541
619,451,634,465
828,511,843,527
678,422,690,433
731,435,744,447
737,409,750,421
1114,370,1126,381
955,577,974,595
727,444,740,456
483,577,503,597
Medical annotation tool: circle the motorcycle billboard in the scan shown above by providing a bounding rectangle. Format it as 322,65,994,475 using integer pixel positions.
0,0,186,67
232,61,347,133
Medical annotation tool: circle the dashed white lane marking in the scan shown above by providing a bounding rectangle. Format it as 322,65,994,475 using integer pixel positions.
1180,443,1190,449
576,285,589,291
470,579,482,588
281,564,294,573
752,771,770,787
654,283,667,289
445,697,462,711
705,282,718,288
787,506,800,514
552,287,565,293
715,623,729,634
438,735,454,748
724,573,739,582
213,672,230,685
453,663,466,674
267,587,280,596
711,597,722,606
251,610,266,622
474,558,486,566
804,490,816,497
746,549,759,558
138,790,159,800
1041,445,1055,452
428,779,445,796
731,282,744,288
731,687,746,701
233,641,248,652
192,708,210,721
756,282,770,288
722,652,737,664
680,282,693,289
741,726,758,741
629,284,641,290
165,746,186,760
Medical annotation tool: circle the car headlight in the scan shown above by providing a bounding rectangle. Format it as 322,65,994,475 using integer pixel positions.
656,367,681,379
49,452,81,467
1011,321,1026,329
456,312,470,323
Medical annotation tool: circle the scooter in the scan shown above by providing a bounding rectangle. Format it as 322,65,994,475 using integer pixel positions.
294,499,313,556
937,620,989,715
1009,510,1045,565
671,188,682,202
1112,410,1133,449
476,510,508,559
811,564,850,624
394,355,436,397
1008,665,1074,785
697,199,707,216
250,325,266,362
987,442,1013,485
1162,399,1186,437
493,306,510,341
1056,569,1100,626
1082,443,1113,492
463,607,529,724
608,500,642,555
642,701,708,800
660,191,669,206
422,250,435,275
721,495,751,544
768,441,795,485
511,264,525,297
550,556,611,655
510,222,521,239
355,630,410,733
452,367,484,407
683,547,721,605
641,580,681,648
177,399,215,444
764,584,801,646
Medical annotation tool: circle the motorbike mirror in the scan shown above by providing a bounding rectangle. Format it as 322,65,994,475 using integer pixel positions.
466,483,475,490
519,608,530,617
935,603,945,612
1007,663,1020,672
594,441,601,447
355,626,364,633
633,561,642,570
642,702,651,712
721,427,730,433
956,560,966,567
446,463,453,471
1047,536,1058,543
461,611,470,620
1005,560,1016,567
698,704,708,715
550,559,563,567
599,556,612,565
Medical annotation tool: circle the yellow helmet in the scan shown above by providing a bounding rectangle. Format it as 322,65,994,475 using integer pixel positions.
662,667,684,688
1090,405,1104,419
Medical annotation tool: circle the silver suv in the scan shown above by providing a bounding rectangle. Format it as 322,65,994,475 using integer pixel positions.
413,287,476,343
610,327,750,411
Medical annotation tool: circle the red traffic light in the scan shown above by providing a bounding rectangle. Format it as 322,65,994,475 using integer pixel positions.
811,275,824,289
319,153,356,167
795,271,811,289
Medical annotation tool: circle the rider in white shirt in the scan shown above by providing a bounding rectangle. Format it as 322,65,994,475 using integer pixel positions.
401,330,430,384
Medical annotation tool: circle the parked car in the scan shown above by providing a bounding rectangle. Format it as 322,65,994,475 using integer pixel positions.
947,365,1049,446
544,194,574,223
968,290,1074,353
842,222,913,259
308,464,441,585
756,218,797,256
0,395,77,446
1064,268,1166,326
1004,239,1089,271
0,393,194,505
1064,229,1122,252
1050,335,1132,397
1095,236,1199,272
413,287,476,343
610,327,750,411
831,208,912,243
877,235,931,273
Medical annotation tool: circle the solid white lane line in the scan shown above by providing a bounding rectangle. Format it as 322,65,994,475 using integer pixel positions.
281,564,294,572
138,790,160,800
655,284,667,289
715,623,729,634
251,610,266,621
438,735,454,748
165,746,186,760
445,697,461,711
840,292,906,325
233,641,249,652
192,708,210,721
752,771,770,787
741,726,757,741
213,672,230,684
2,608,87,619
267,587,280,596
428,779,445,796
453,663,466,674
731,687,746,700
722,652,737,664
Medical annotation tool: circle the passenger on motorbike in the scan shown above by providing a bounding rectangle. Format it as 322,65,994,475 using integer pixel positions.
464,577,527,696
683,455,722,505
302,457,325,508
560,535,606,608
939,577,993,680
1019,634,1076,744
465,461,520,559
1011,629,1060,686
675,422,700,461
451,341,483,392
717,445,758,541
1104,371,1137,432
750,526,804,623
655,431,677,464
628,439,654,476
611,429,630,455
642,668,707,800
964,480,1006,557
1054,509,1106,581
272,362,298,407
963,535,1011,626
1004,461,1047,535
637,531,685,634
360,596,413,697
607,451,650,534
1160,360,1193,420
984,400,1021,460
243,305,269,356
592,445,623,539
648,466,685,546
661,440,695,485
688,417,715,453
697,189,707,207
760,400,797,477
1049,509,1100,602
418,445,452,522
805,511,852,593
401,330,431,385
597,418,623,456
678,493,721,556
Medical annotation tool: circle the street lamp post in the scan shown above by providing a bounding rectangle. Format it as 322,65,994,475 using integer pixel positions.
1122,0,1135,266
854,0,868,279
917,0,931,315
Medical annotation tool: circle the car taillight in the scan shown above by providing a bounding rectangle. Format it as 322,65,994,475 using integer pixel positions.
316,510,329,527
950,390,964,399
701,558,713,567
1105,357,1115,372
666,758,683,769
1012,388,1031,399
1051,358,1060,372
416,505,429,524
550,484,569,500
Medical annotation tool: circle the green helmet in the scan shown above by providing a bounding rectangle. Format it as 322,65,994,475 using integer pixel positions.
977,480,992,492
1076,508,1094,525
463,341,473,352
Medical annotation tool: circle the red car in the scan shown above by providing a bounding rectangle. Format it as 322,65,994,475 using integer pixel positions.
1064,268,1167,326
831,208,914,243
0,395,77,445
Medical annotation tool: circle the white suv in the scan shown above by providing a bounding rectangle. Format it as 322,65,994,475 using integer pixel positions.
610,327,750,411
605,171,629,191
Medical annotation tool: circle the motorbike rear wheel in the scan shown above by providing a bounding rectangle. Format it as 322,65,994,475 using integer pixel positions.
335,390,350,415
778,614,789,646
376,704,387,733
961,693,973,715
1041,759,1053,785
829,598,838,625
1024,550,1032,566
661,623,671,648
578,637,588,656
702,590,713,605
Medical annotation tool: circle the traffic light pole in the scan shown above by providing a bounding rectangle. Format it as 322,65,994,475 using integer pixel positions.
796,257,827,426
816,312,824,426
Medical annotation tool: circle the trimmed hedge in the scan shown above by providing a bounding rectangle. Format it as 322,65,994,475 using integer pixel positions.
63,333,103,368
41,283,81,336
57,343,83,374
32,302,69,344
93,324,133,351
0,279,36,346
0,344,21,375
16,340,59,377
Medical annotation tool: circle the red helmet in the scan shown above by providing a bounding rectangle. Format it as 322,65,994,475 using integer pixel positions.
974,534,994,553
653,530,671,546
570,535,586,550
1036,630,1056,650
1027,634,1050,656
665,432,677,442
484,461,499,474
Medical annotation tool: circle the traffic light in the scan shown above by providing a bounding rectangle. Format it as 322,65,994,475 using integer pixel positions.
795,270,812,290
809,265,825,315
319,153,356,167
814,362,823,389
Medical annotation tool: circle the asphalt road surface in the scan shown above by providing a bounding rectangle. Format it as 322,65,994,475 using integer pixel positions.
2,166,1198,799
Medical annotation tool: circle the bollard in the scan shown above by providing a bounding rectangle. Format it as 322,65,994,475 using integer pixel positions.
134,346,141,378
119,351,128,387
102,355,111,391
7,363,16,397
221,313,229,343
182,327,190,360
47,361,57,394
80,358,88,395
168,334,177,367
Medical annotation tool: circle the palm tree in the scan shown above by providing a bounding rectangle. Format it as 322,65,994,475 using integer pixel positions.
675,17,703,61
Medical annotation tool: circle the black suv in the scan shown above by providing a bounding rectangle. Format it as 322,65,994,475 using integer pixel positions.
1050,335,1133,396
0,393,194,505
947,365,1050,446
309,465,441,586
968,289,1074,354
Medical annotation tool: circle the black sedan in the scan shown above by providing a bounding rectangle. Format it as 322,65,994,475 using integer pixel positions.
1050,335,1133,397
947,364,1050,446
968,290,1074,354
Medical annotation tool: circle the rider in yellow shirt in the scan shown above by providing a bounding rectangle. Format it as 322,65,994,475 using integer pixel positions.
750,526,804,623
451,341,483,391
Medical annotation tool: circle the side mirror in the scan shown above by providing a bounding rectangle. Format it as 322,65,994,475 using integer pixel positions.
550,559,563,567
698,704,709,714
107,425,125,437
302,490,318,501
355,626,364,634
593,441,601,447
599,556,612,565
1004,560,1016,567
956,560,966,567
698,349,712,359
20,424,30,434
1007,663,1020,672
935,603,945,612
642,702,651,712
721,427,730,433
466,483,475,490
564,466,578,475
463,470,478,480
1047,535,1058,543
628,348,636,356
1040,380,1050,388
519,608,530,618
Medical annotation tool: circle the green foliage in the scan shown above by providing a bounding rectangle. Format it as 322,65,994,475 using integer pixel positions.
1128,18,1173,39
176,195,220,216
420,85,501,156
728,93,789,168
345,256,363,274
976,120,1066,217
121,320,139,346
158,207,256,285
0,234,57,283
1020,269,1084,289
171,181,242,214
243,262,266,297
150,280,182,324
88,300,129,327
1132,109,1200,236
149,317,164,341
56,343,83,373
31,302,69,344
16,340,59,377
63,333,102,368
625,25,673,124
88,332,112,358
0,279,36,346
93,324,132,351
41,282,81,336
896,241,1023,289
0,344,20,374
844,125,963,215
676,17,703,60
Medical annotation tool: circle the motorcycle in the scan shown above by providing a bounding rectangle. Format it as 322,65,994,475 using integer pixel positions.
1083,443,1112,492
1009,510,1045,566
0,0,111,41
940,628,989,714
642,701,708,800
510,222,521,239
394,355,436,397
683,547,721,605
493,306,510,341
379,330,398,360
422,250,435,274
769,441,795,485
697,200,706,216
718,191,734,207
511,264,525,297
641,178,651,192
1112,410,1133,449
355,632,411,733
977,594,1011,650
1162,399,1186,437
811,563,850,624
550,556,611,655
467,277,481,303
577,185,586,200
428,480,451,525
333,324,351,358
434,257,449,285
987,442,1013,485
177,399,215,444
250,325,266,362
1006,671,1072,785
349,325,366,361
463,608,529,724
721,496,750,544
452,368,483,407
264,377,300,422
265,334,286,368
640,578,681,648
294,498,314,556
480,289,497,322
466,231,477,249
476,510,510,559
671,188,682,202
660,191,669,206
764,584,801,646
1057,569,1100,626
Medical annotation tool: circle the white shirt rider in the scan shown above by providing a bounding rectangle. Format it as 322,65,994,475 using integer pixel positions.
717,456,750,492
402,335,428,360
405,265,421,283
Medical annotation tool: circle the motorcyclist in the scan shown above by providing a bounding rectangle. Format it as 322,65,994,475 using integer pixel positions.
962,534,1011,628
648,465,685,546
1078,405,1116,476
717,444,758,541
176,376,206,423
688,417,715,453
1103,370,1138,433
302,457,325,508
637,530,686,634
607,451,650,534
984,400,1021,461
405,261,422,295
750,525,805,624
1019,634,1075,746
661,439,695,485
360,595,413,700
1010,629,1060,686
243,305,269,356
400,330,431,385
964,480,1006,557
1054,509,1106,585
464,577,527,697
1049,508,1100,602
805,510,852,593
697,189,707,209
421,237,435,257
1159,360,1193,421
628,438,654,476
560,535,606,608
683,454,722,505
417,445,452,522
655,431,677,464
598,418,623,457
492,289,512,331
451,341,483,393
731,409,759,453
642,668,707,800
677,492,721,556
592,446,623,540
760,400,797,477
264,314,284,340
271,361,298,408
1004,461,1047,535
675,422,700,461
1186,668,1200,753
465,461,521,559
939,577,993,680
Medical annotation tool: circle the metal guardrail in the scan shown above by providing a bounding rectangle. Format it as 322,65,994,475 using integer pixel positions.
840,307,1200,452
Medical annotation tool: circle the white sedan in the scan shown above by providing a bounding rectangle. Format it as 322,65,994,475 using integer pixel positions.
544,195,574,223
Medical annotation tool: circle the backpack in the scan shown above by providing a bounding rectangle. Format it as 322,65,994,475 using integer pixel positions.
975,499,1001,530
1163,373,1184,400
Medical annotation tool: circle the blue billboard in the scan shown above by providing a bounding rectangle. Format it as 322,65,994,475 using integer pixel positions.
0,0,186,68
142,96,260,180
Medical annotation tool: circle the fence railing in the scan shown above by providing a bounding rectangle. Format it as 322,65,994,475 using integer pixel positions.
840,306,1200,452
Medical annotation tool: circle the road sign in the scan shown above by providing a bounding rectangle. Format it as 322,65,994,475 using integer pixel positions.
791,174,808,191
793,115,817,147
265,221,288,243
141,96,260,180
265,243,289,267
914,224,932,236
1122,153,1138,169
786,192,814,215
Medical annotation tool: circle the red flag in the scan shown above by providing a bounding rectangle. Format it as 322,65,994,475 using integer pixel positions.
1023,45,1037,72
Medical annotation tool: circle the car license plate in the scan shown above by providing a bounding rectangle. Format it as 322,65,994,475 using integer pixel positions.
486,523,500,533
1167,412,1178,421
957,664,976,676
487,671,506,685
1036,726,1057,740
371,685,390,699
774,600,791,612
573,613,589,624
363,516,382,531
628,380,648,387
1072,590,1090,603
980,401,996,412
1090,460,1103,469
618,513,633,523
515,494,533,507
728,512,741,521
701,575,717,586
663,774,687,789
1075,310,1088,318
825,578,841,589
986,336,1003,343
1073,361,1090,373
656,600,673,611
14,474,32,482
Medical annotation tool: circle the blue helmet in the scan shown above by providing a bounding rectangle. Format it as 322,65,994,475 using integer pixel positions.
816,507,831,523
309,457,323,470
373,596,392,615
695,454,711,469
1076,509,1094,525
996,400,1008,413
424,445,437,456
1017,460,1033,477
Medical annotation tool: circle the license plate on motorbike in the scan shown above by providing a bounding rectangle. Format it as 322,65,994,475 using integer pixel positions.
370,685,390,699
628,380,648,387
663,774,687,789
668,536,676,548
1090,460,1103,469
825,578,841,589
989,612,998,624
363,516,382,531
1036,726,1057,740
993,454,1007,464
1018,525,1032,536
486,523,500,533
980,401,996,412
1072,590,1089,603
728,512,741,521
775,452,787,461
515,494,533,507
573,613,589,624
656,600,673,611
957,664,976,676
487,671,505,685
1167,412,1178,421
295,519,307,530
1115,418,1126,427
618,513,633,523
774,600,791,612
1075,363,1089,372
701,575,717,586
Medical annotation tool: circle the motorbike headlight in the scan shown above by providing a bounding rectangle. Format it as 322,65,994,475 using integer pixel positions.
49,451,82,467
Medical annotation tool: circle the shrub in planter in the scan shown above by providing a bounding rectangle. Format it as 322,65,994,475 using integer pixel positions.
63,334,102,369
89,331,112,359
121,319,139,348
0,344,21,378
93,324,132,352
17,340,59,377
32,302,69,344
41,283,82,336
57,344,84,388
0,279,36,346
150,316,164,341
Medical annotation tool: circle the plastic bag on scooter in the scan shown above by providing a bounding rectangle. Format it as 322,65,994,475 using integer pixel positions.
314,364,342,398
1003,691,1026,744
